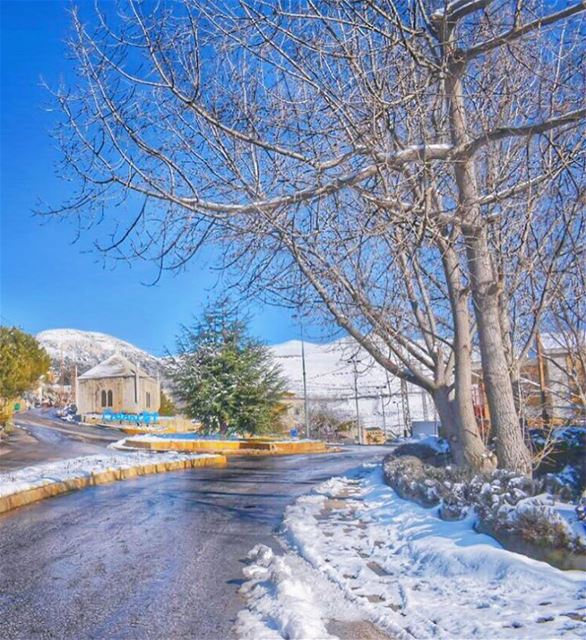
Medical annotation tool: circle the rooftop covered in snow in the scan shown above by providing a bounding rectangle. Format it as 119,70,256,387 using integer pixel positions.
78,354,154,380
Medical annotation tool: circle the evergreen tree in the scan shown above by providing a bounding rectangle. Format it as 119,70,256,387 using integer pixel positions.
0,327,51,426
168,304,286,435
159,390,177,417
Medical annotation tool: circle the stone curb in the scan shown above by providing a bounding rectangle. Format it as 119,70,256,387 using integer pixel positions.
0,455,227,515
127,439,329,455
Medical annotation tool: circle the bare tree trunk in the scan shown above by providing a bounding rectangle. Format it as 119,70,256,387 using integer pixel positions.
440,242,494,471
433,387,493,470
464,227,532,474
498,287,522,414
445,64,532,475
433,387,463,464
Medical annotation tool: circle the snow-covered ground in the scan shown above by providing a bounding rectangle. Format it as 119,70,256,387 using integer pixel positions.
235,545,378,640
238,466,586,639
0,451,219,499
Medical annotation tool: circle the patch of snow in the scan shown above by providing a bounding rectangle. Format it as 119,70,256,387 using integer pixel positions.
235,544,377,640
416,435,450,453
281,467,586,639
0,452,218,499
78,354,151,380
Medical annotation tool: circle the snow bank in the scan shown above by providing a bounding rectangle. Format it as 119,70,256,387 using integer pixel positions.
0,451,219,499
235,544,378,640
282,467,586,639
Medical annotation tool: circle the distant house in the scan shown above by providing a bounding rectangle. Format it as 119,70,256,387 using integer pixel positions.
76,354,160,416
472,339,586,429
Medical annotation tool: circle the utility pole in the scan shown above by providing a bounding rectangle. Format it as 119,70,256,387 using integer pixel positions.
379,387,387,436
350,357,362,444
300,317,310,439
400,378,411,438
60,346,65,407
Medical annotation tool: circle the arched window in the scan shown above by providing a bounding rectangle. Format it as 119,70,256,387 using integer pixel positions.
107,390,113,407
146,392,151,409
101,390,107,408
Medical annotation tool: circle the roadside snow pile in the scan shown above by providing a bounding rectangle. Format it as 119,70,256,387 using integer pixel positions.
282,467,586,639
235,544,381,640
0,451,217,499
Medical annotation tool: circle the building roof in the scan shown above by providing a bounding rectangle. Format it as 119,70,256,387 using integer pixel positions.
78,354,154,381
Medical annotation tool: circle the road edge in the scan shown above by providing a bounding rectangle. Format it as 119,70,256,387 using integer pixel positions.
0,454,227,515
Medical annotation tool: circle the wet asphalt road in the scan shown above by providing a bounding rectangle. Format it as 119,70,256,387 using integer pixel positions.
0,411,117,472
0,441,394,639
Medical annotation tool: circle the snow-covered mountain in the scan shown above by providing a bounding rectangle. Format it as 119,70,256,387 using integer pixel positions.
36,329,163,378
37,328,430,432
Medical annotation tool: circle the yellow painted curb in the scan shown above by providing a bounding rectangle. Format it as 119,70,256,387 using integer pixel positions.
128,438,329,456
0,455,227,515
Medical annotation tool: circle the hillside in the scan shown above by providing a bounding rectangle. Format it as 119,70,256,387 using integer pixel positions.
36,329,163,378
271,338,430,431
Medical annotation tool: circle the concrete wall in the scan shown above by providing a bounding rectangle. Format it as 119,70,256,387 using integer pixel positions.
77,376,160,415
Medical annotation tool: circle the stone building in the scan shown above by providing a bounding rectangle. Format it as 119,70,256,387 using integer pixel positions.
76,354,160,416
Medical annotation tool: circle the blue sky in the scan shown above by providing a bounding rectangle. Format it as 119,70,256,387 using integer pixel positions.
0,1,317,355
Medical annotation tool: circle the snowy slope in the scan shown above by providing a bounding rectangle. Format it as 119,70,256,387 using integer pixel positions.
271,338,431,432
37,329,162,378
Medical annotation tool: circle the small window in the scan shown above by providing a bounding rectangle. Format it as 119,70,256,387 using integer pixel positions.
146,391,151,409
107,390,113,407
101,390,107,408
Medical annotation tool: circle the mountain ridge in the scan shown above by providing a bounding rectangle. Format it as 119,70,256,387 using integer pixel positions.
37,328,163,378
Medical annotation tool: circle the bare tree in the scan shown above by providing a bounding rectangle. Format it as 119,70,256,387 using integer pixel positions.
50,0,585,473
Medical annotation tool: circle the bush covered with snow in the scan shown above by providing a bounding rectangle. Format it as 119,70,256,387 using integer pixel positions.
470,472,585,553
531,427,586,496
383,455,586,554
543,465,583,501
383,455,460,508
